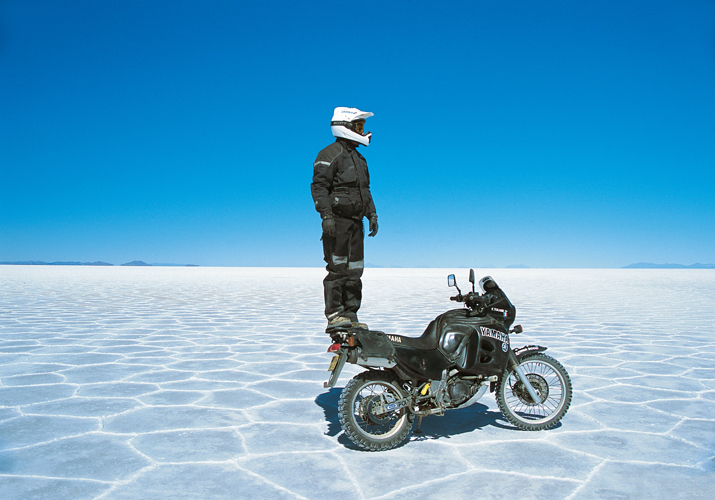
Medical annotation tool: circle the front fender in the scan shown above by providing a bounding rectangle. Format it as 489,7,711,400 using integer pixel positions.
513,345,547,361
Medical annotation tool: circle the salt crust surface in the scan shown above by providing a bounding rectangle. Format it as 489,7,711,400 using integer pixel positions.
0,266,713,499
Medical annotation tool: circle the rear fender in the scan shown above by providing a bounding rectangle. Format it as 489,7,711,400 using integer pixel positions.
324,349,348,389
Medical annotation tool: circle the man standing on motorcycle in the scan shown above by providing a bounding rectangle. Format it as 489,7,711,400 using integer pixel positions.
311,107,378,330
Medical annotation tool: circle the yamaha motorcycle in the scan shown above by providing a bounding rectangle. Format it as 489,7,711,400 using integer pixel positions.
324,271,572,451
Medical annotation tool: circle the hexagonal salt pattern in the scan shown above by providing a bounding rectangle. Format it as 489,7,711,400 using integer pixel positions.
1,266,713,499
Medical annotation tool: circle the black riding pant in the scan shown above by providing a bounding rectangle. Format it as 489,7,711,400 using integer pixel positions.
322,217,364,321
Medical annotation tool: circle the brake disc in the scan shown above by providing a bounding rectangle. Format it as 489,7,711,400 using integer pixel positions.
512,374,548,405
366,397,393,424
356,395,389,424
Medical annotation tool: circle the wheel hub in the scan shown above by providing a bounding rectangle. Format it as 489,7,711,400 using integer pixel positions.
359,395,392,425
513,374,548,405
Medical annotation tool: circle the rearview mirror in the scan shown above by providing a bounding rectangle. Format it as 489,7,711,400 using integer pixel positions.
448,274,456,287
469,269,475,292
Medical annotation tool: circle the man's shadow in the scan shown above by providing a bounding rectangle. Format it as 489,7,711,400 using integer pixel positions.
316,388,530,450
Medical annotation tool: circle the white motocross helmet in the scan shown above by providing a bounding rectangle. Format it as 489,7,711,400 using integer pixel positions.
331,107,373,146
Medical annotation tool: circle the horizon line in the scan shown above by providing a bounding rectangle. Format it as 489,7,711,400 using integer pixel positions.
2,262,714,270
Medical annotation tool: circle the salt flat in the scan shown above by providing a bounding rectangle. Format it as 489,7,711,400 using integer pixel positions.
0,266,713,499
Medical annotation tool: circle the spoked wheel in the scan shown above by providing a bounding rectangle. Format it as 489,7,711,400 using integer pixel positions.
496,353,572,431
338,370,413,451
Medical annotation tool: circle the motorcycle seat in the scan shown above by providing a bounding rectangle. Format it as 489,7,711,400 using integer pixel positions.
391,319,439,350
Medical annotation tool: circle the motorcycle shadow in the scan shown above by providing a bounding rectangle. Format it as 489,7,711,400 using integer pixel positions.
315,388,348,440
315,388,533,450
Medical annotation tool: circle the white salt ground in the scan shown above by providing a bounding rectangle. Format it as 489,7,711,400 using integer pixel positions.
0,266,713,499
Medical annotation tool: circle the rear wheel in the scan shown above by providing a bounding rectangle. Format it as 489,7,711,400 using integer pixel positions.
496,353,572,430
338,370,413,451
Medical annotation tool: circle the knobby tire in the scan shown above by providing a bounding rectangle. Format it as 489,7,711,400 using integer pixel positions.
496,353,572,431
338,370,414,451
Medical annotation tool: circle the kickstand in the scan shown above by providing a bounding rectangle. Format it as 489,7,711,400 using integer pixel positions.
414,416,423,434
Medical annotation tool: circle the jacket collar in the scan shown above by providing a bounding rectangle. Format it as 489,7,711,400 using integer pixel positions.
336,138,359,151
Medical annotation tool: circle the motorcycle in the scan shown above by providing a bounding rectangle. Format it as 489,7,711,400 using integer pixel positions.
324,270,572,451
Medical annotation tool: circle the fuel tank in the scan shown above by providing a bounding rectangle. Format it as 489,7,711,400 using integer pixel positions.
391,309,511,379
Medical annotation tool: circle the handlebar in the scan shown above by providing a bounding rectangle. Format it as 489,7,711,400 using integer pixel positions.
452,292,489,310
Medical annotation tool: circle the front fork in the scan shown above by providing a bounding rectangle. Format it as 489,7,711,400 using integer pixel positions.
507,350,542,403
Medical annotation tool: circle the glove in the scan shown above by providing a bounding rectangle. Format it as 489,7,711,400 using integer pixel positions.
368,215,378,237
322,214,336,237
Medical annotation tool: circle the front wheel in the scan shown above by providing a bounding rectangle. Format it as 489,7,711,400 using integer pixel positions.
338,370,413,451
496,353,572,431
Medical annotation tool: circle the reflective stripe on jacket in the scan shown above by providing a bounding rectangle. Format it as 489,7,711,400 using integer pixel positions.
311,138,376,219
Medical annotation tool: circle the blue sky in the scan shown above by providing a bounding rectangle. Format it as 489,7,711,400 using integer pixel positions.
1,0,714,268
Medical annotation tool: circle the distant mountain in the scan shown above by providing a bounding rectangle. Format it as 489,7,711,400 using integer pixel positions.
151,263,200,267
623,262,715,269
48,261,114,266
0,261,48,265
505,264,530,269
0,261,113,266
1,260,199,267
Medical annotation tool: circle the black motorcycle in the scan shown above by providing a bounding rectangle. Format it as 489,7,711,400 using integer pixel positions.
324,271,572,451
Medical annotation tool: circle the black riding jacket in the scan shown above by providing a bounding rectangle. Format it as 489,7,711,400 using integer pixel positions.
311,138,376,220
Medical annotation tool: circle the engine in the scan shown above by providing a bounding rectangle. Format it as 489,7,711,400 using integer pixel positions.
446,379,472,405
